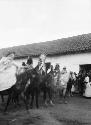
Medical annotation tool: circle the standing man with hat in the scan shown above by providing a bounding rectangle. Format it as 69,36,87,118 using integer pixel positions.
38,53,46,75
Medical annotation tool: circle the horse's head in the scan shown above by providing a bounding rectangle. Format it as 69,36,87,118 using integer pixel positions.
30,68,39,78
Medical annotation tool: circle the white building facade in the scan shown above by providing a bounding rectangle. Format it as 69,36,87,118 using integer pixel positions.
15,52,91,74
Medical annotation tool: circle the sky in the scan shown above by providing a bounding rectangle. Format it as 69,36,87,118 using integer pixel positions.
0,0,91,49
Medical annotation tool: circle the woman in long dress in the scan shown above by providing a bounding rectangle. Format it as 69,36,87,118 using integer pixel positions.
83,74,91,97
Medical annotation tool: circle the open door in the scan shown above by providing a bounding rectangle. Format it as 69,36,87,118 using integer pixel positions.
79,64,91,73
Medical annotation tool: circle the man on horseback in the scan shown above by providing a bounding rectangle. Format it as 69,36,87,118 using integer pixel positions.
24,54,48,109
35,54,55,106
38,53,46,75
26,56,33,69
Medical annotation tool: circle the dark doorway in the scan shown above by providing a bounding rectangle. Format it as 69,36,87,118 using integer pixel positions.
79,64,91,73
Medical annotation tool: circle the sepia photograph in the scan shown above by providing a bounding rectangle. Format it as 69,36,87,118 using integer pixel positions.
0,0,91,125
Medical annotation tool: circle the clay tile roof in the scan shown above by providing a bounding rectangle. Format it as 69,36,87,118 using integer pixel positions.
0,33,91,59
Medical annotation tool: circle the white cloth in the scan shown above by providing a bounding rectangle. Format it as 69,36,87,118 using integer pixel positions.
83,82,91,97
0,57,13,72
0,56,18,91
71,85,75,92
60,72,70,85
61,69,67,74
58,71,70,88
84,76,89,83
38,62,46,75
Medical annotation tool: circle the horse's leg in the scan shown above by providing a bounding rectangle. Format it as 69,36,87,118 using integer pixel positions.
35,88,39,108
43,89,48,106
24,86,31,106
20,92,29,111
13,93,20,107
23,97,29,111
48,87,54,106
4,94,12,112
30,91,34,109
25,94,30,106
1,95,4,103
16,94,20,106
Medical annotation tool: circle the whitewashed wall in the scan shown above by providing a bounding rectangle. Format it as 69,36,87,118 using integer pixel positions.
15,52,91,74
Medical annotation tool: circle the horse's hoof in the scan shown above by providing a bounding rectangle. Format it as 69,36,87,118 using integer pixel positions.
50,103,55,106
44,102,48,106
30,106,33,109
3,111,8,115
71,94,73,97
64,101,68,104
37,106,39,109
50,101,55,106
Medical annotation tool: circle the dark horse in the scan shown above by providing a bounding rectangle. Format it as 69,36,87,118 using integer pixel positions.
3,67,35,112
24,63,55,109
2,63,54,112
24,68,40,109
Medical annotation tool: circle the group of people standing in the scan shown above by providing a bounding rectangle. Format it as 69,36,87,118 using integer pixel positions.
1,51,91,112
0,51,87,99
78,71,91,97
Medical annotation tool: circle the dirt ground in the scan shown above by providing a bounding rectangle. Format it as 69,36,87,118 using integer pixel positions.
0,95,91,125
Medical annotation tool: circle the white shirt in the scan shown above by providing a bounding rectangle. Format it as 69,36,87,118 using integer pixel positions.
84,76,89,83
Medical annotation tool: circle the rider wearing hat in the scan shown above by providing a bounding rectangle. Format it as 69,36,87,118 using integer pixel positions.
38,54,46,75
26,56,33,70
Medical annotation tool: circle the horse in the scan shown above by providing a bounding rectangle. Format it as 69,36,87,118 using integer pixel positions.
1,66,35,112
0,64,18,102
24,63,55,108
39,66,55,106
24,68,41,109
0,63,54,111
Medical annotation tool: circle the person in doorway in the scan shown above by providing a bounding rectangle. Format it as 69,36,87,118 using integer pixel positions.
83,73,91,97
